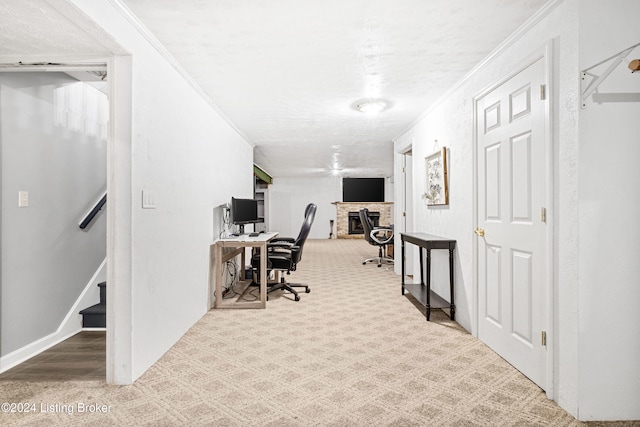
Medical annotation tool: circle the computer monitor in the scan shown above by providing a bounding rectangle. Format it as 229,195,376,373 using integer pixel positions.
230,197,259,234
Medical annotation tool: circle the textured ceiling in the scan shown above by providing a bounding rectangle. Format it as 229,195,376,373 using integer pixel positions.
0,0,123,60
121,0,548,178
0,0,548,179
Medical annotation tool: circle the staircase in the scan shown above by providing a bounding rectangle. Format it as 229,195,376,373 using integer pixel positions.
79,281,106,328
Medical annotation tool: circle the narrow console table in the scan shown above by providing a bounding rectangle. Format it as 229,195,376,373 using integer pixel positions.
400,232,456,321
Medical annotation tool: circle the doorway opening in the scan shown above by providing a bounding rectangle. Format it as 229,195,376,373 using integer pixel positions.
0,65,109,380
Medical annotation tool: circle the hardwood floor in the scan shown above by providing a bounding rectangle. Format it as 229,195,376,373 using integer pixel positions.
0,331,105,381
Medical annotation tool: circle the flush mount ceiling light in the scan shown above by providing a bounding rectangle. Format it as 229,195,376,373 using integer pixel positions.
352,98,391,114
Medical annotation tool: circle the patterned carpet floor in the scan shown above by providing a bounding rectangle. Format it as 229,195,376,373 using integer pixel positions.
1,239,636,426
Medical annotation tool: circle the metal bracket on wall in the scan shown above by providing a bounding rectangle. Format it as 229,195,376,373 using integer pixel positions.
580,42,640,108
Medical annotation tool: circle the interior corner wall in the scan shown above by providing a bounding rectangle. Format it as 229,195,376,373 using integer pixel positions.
394,0,582,417
577,0,640,420
71,0,254,382
268,176,341,239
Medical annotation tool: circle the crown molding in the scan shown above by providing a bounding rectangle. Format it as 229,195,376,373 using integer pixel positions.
394,0,565,141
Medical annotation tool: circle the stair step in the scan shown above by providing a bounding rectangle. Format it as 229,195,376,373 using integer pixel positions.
98,281,106,304
80,282,107,328
79,303,105,315
80,303,106,328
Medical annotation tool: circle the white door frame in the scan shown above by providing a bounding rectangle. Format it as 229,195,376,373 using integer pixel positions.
0,58,134,384
106,55,134,385
402,149,414,278
394,141,414,278
472,42,555,399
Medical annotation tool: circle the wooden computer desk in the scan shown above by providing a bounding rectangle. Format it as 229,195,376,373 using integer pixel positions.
210,232,278,309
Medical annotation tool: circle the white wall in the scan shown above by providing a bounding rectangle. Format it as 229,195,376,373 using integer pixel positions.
129,61,253,379
394,0,582,417
268,175,394,239
577,0,640,420
268,176,341,239
395,0,640,420
69,0,254,382
0,73,107,358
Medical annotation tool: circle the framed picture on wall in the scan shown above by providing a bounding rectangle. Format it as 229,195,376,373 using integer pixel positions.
423,147,448,206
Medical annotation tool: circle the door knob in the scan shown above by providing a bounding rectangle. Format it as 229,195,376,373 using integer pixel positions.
474,228,485,237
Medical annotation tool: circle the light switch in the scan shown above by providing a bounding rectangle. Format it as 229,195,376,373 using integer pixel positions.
18,191,29,207
142,191,156,209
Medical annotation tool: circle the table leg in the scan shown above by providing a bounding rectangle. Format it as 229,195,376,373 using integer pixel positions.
401,239,406,295
214,243,222,308
426,248,431,321
419,247,424,288
449,248,455,321
259,243,267,308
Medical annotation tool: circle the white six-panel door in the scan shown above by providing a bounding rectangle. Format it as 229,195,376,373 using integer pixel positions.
476,56,548,389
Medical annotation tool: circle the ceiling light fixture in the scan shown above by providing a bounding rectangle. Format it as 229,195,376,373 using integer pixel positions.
353,98,390,114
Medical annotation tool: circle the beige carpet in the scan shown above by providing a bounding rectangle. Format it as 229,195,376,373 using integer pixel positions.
1,239,636,426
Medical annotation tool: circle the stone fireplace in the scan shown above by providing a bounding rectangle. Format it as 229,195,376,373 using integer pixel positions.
333,202,393,239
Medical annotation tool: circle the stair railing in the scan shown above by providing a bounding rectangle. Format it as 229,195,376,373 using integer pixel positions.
79,192,107,229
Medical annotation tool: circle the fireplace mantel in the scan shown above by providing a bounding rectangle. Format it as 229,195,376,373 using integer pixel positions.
332,202,393,239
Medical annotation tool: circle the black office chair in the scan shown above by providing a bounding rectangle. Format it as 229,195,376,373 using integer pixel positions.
359,208,394,267
251,203,317,301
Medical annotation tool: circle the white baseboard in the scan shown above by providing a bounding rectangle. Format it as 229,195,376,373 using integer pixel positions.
0,258,107,373
0,330,80,373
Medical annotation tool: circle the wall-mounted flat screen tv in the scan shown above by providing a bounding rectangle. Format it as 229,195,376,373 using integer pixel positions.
342,178,385,202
